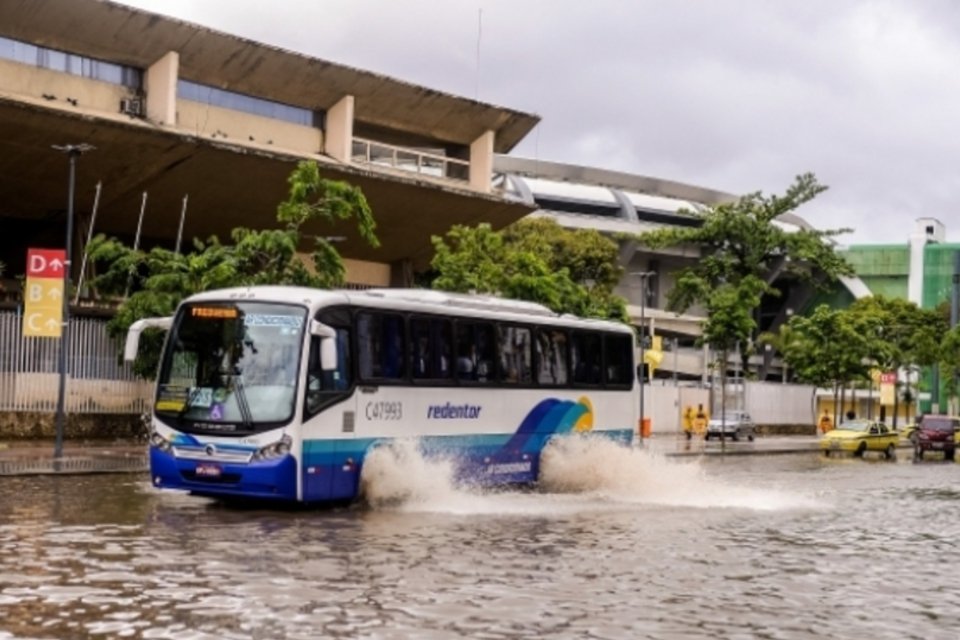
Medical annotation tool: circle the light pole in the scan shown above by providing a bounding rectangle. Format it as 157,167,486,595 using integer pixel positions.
632,270,656,441
51,143,94,459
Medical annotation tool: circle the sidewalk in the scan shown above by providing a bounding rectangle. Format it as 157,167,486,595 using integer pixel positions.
0,433,912,476
0,440,148,476
642,432,914,457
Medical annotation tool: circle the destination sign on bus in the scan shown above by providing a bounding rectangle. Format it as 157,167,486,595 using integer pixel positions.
191,306,238,319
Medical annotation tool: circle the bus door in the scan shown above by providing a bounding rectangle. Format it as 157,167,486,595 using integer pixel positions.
302,311,356,501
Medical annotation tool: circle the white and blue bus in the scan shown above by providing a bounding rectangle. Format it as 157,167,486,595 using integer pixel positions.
126,286,638,504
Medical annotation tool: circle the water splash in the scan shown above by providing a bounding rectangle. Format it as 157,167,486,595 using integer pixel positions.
540,436,821,511
359,439,463,508
359,436,820,514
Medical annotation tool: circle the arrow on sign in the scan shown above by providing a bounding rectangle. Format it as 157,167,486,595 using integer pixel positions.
45,318,59,330
49,259,64,272
47,287,62,300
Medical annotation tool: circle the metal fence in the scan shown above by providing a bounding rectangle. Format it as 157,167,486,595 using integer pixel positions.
0,310,152,413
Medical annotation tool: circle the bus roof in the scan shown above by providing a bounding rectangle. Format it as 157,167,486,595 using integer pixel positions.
182,286,633,333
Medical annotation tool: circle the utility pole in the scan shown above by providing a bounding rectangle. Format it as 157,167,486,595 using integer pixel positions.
632,271,656,442
51,143,94,459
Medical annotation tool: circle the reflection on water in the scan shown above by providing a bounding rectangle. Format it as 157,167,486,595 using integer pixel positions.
1,439,959,639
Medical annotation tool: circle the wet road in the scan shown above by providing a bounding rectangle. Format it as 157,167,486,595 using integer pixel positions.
1,438,959,639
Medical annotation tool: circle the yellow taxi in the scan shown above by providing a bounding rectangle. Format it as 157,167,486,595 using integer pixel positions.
898,422,919,444
820,419,899,459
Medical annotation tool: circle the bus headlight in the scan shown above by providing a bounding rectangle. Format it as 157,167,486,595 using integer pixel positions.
150,431,172,453
253,434,292,461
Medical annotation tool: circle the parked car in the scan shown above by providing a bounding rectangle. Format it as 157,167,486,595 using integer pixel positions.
914,415,960,461
899,422,919,443
820,419,898,458
705,411,755,441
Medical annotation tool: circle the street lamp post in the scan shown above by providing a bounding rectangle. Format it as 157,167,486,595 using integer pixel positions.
52,143,94,459
632,270,656,442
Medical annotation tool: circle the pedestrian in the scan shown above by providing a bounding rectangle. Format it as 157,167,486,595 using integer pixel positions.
683,405,695,440
693,404,708,436
819,410,833,433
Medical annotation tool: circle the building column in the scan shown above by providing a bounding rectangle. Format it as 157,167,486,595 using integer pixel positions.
469,130,495,192
390,259,415,287
324,95,355,162
145,51,179,126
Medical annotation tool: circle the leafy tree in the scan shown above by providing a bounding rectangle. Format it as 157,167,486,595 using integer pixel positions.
847,296,945,425
634,173,853,371
430,218,626,320
89,161,377,377
779,304,881,422
941,326,960,413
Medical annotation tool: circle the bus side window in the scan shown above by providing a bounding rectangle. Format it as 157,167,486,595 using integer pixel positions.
357,312,403,381
604,333,633,386
536,328,569,386
306,337,324,415
499,325,531,385
305,327,352,416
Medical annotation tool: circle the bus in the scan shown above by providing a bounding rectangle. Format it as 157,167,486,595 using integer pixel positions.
125,286,639,504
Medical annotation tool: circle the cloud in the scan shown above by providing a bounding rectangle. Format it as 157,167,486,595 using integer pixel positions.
116,0,960,243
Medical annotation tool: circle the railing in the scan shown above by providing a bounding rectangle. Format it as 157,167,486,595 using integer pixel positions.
0,311,151,414
351,137,471,184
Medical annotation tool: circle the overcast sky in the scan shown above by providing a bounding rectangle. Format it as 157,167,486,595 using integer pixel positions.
117,0,960,245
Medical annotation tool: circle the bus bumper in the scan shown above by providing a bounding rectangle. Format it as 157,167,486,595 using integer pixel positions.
149,446,298,501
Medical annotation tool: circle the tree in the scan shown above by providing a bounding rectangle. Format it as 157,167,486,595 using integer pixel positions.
847,296,945,425
940,326,960,413
634,173,853,371
430,218,626,320
779,304,880,422
89,161,377,377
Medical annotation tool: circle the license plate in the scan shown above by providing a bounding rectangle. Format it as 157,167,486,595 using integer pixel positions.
195,463,222,477
932,442,944,449
831,441,841,449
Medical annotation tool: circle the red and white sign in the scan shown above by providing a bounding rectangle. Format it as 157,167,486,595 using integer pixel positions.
26,248,67,279
879,372,897,385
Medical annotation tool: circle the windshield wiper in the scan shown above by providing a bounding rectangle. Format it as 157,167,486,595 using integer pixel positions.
233,373,254,428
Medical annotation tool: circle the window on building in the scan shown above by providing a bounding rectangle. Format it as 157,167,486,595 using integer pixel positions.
0,35,142,88
178,79,318,126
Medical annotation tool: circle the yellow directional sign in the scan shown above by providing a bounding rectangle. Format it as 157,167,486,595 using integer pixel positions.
22,306,63,337
23,248,66,338
25,278,64,309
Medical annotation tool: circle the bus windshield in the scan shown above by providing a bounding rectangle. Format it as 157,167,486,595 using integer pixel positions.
154,302,306,433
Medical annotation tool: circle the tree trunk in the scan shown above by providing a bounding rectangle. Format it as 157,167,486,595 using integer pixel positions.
721,349,728,450
840,386,846,424
893,381,900,429
833,382,839,429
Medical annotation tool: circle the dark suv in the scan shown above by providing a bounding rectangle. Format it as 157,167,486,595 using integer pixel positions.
914,415,960,461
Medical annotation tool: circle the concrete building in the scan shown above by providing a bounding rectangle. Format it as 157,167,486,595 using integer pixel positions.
0,0,871,429
0,0,540,291
820,218,960,417
496,156,872,383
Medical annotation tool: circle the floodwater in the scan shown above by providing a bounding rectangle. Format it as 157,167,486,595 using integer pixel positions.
1,439,959,640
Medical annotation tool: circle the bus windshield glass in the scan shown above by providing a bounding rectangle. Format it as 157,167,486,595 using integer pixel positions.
154,302,306,433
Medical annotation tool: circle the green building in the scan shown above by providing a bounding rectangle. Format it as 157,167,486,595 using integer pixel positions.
833,218,960,415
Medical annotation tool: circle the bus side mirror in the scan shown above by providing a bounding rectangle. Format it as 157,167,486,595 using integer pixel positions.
310,320,338,371
124,317,173,362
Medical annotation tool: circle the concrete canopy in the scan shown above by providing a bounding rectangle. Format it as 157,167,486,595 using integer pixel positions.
0,0,539,153
0,99,534,270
